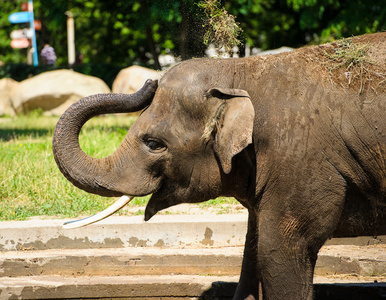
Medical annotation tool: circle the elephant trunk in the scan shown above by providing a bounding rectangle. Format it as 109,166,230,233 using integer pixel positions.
52,79,158,197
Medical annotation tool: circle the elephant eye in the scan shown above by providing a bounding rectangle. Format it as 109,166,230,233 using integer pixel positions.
145,138,166,152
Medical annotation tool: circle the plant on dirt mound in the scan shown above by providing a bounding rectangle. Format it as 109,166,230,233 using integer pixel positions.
326,39,373,70
323,38,385,93
198,0,242,55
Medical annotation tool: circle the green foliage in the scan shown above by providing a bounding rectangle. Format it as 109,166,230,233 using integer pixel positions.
1,0,183,67
2,0,385,71
0,0,27,64
227,0,386,50
0,63,55,81
318,0,386,42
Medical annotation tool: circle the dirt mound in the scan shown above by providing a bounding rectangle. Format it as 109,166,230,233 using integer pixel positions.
299,32,386,94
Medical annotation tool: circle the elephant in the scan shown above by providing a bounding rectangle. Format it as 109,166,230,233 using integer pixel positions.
53,32,386,300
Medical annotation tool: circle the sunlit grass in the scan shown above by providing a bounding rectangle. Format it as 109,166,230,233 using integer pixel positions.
0,114,238,221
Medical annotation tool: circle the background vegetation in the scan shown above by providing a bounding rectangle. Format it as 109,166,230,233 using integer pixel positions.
0,114,136,220
1,0,385,70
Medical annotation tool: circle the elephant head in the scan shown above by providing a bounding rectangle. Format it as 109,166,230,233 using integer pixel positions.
52,59,255,227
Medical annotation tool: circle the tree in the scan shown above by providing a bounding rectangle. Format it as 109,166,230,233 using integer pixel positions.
226,0,386,51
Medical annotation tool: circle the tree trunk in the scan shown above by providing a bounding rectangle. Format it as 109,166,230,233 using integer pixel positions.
146,26,161,70
180,0,189,60
179,0,206,60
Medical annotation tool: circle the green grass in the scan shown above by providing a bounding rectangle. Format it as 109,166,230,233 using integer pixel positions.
0,113,238,221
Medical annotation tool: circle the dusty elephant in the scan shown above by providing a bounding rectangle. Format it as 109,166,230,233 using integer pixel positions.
53,33,386,300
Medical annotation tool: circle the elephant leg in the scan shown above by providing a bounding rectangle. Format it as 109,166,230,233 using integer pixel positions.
255,164,347,299
258,235,317,300
257,198,345,298
233,210,261,300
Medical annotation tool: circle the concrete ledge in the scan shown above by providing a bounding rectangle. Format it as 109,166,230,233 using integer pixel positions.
0,247,243,277
1,215,385,299
1,245,385,278
0,275,238,299
0,215,248,251
1,275,385,300
317,245,386,277
0,215,385,252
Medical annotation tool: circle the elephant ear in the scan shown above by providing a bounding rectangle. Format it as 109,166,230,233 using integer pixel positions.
207,87,255,174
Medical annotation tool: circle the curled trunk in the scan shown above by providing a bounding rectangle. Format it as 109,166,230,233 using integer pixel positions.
52,79,158,197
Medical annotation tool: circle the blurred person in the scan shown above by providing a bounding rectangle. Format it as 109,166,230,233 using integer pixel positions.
40,39,57,66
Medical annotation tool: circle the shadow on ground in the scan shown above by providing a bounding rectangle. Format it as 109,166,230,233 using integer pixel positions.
199,282,386,300
0,128,51,142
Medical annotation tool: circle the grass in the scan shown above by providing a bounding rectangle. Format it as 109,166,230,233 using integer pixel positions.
198,0,242,54
0,113,238,221
324,39,373,71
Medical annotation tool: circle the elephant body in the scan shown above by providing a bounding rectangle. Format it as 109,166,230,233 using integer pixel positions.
53,33,386,300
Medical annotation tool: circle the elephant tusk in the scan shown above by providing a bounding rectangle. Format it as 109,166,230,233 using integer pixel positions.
63,195,133,229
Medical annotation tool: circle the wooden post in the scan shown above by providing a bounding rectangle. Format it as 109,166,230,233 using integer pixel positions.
66,11,75,66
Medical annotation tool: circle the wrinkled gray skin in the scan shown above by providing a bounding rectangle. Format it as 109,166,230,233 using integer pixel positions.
53,36,386,300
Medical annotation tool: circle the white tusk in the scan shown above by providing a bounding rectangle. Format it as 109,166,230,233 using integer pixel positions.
63,195,133,229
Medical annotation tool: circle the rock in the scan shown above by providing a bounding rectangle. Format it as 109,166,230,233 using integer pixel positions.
112,65,161,94
0,78,19,116
256,46,294,56
11,69,110,115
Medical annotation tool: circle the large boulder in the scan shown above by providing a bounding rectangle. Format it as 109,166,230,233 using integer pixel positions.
112,65,160,94
0,78,19,116
11,69,110,115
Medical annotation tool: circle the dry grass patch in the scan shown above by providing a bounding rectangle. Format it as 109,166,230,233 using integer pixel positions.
321,37,386,93
198,0,242,55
